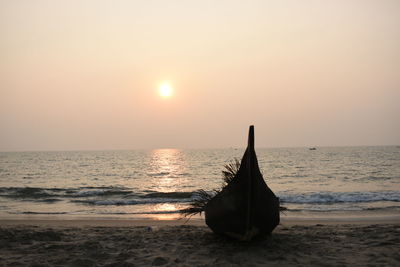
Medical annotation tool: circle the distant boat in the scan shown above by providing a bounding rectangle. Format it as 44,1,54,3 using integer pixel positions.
309,147,317,150
204,126,280,241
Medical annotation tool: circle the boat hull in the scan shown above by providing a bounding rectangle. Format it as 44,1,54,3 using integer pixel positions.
204,126,280,240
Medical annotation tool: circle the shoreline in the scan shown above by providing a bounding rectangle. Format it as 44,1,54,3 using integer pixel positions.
1,217,399,228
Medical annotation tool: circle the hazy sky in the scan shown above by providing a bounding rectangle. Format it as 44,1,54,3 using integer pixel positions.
1,0,399,151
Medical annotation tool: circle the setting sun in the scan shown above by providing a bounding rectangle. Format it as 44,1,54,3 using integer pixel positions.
159,82,173,98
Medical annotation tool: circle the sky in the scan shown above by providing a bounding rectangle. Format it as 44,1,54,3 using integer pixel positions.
1,0,399,151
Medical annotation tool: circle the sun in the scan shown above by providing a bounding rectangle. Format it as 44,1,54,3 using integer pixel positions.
159,82,173,98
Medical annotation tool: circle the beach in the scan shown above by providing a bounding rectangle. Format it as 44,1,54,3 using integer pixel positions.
1,219,399,266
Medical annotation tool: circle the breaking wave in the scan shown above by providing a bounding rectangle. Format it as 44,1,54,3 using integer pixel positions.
141,192,193,199
279,191,400,204
1,187,399,213
0,187,194,200
72,198,192,206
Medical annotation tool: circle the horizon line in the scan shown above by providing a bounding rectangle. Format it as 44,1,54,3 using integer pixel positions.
0,144,399,153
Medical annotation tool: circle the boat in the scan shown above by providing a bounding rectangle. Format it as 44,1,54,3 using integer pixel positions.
309,147,317,150
204,126,280,241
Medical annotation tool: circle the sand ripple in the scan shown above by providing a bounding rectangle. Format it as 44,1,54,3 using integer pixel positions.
0,224,399,266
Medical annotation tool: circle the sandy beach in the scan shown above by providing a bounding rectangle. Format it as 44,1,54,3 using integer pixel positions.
0,219,399,266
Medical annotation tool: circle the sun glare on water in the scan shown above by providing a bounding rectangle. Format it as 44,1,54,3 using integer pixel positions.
159,82,173,98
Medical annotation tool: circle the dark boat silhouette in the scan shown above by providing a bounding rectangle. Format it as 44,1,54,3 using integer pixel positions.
204,126,280,240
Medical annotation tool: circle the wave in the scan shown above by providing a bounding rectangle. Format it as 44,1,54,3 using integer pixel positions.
0,186,133,199
284,204,400,212
72,198,192,206
20,211,68,215
0,187,59,199
0,186,195,200
2,187,399,210
98,210,183,215
147,172,170,177
286,207,365,212
141,192,193,199
71,189,132,197
279,191,400,204
365,205,400,211
10,210,183,215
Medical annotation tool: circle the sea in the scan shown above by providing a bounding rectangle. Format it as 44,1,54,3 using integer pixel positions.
0,146,399,221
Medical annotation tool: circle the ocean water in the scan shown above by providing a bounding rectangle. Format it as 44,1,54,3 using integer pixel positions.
0,146,399,220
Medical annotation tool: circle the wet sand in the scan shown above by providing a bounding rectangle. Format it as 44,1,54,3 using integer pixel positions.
0,219,399,266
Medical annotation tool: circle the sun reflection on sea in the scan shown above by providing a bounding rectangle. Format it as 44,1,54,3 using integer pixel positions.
147,149,188,192
146,149,190,219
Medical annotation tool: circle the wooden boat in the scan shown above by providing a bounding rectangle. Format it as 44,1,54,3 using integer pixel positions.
204,126,280,240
